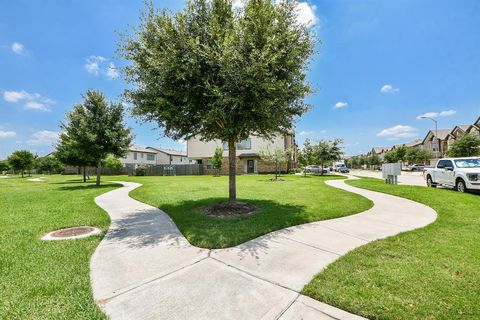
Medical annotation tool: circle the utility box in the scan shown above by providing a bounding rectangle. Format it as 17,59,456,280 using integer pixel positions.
382,163,401,184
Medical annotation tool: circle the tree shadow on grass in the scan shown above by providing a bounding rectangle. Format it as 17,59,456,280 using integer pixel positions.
57,183,119,191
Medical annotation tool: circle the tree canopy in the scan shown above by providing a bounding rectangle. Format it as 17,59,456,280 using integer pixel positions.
447,134,480,157
314,139,343,174
7,150,36,177
58,90,133,185
259,147,289,180
36,155,64,174
119,0,314,202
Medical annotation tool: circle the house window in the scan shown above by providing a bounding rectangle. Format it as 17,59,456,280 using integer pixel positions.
134,152,137,160
147,154,155,161
207,160,213,169
222,138,252,150
141,153,144,158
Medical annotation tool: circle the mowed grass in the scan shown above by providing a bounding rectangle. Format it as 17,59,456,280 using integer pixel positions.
115,174,373,248
0,175,118,320
303,178,480,320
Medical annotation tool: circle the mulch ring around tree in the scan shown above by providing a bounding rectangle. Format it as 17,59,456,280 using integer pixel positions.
203,202,259,217
41,226,102,240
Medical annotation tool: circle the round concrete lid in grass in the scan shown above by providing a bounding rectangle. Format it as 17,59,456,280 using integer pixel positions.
42,226,102,240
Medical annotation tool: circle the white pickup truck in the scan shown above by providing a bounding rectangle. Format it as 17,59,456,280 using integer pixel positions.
424,157,480,192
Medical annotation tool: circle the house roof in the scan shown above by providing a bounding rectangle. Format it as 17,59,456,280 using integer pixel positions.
372,147,386,154
147,147,187,157
128,145,158,154
403,139,423,147
421,129,452,143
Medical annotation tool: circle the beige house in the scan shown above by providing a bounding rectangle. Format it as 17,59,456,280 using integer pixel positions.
465,116,480,136
120,146,158,168
187,134,296,174
146,147,192,165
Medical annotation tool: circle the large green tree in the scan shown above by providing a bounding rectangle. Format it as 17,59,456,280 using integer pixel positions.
7,150,36,177
59,90,133,186
56,135,94,182
119,0,314,203
36,155,64,174
447,134,480,157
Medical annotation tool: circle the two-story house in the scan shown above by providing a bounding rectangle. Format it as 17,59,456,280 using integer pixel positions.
146,147,193,165
120,145,158,169
186,134,296,174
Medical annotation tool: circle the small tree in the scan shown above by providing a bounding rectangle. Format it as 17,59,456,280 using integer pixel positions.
59,90,133,186
211,147,224,176
315,139,343,175
259,147,289,180
36,156,64,174
7,150,36,177
119,0,314,203
56,131,95,182
103,154,123,170
298,139,316,176
383,149,397,163
447,134,480,157
367,153,381,169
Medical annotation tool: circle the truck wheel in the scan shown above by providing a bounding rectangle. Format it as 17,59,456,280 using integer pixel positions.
426,175,436,188
456,179,467,193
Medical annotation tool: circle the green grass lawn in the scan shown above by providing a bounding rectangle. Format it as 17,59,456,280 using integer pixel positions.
0,175,118,320
112,174,373,248
303,177,480,320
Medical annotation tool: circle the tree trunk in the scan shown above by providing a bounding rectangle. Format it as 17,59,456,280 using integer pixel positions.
321,162,324,176
275,160,279,180
228,139,236,204
96,161,101,186
83,165,86,182
21,170,24,178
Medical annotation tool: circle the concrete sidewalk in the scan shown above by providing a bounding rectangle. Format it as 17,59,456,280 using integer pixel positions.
90,178,436,320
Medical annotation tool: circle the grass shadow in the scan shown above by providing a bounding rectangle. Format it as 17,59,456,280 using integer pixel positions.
57,183,119,191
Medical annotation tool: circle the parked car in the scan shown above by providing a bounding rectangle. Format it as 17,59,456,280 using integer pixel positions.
424,157,480,192
338,166,350,173
305,165,320,173
405,164,426,171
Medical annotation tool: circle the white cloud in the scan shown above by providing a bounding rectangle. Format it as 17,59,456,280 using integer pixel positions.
296,2,318,27
439,109,456,117
85,55,106,75
377,125,418,140
334,101,348,109
416,109,456,120
380,84,399,93
298,130,315,136
106,62,119,79
11,42,25,55
26,130,59,146
3,90,54,112
24,101,51,112
0,130,16,138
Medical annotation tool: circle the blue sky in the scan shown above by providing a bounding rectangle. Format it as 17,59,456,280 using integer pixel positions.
1,0,479,159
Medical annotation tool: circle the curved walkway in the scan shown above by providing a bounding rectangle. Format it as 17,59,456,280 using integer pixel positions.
90,178,437,320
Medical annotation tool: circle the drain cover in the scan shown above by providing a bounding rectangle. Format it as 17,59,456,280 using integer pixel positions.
42,226,101,240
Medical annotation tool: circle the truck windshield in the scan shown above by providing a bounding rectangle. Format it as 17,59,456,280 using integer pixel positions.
454,159,480,168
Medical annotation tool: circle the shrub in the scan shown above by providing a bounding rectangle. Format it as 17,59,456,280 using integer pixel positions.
135,165,147,176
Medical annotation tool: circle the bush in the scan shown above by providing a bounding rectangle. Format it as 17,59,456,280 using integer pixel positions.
135,165,147,176
288,168,302,174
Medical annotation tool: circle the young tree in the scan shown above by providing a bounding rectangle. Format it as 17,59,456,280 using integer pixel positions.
383,149,397,163
55,137,94,182
59,90,133,186
298,139,317,176
119,0,314,203
210,147,224,176
394,146,407,162
315,139,343,175
36,156,64,174
447,134,480,157
7,150,36,177
103,154,123,170
259,147,289,180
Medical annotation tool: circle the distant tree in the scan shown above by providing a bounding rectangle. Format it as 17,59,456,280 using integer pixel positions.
103,154,123,170
7,150,36,177
405,147,434,164
447,134,480,157
395,146,407,162
0,160,10,172
36,155,64,174
367,153,381,168
119,0,314,203
315,139,343,175
59,90,133,186
259,147,289,180
298,139,316,176
211,147,224,176
383,149,397,163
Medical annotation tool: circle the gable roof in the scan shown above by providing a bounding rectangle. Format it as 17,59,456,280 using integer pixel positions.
422,129,452,144
147,147,187,157
128,145,158,154
403,139,423,148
